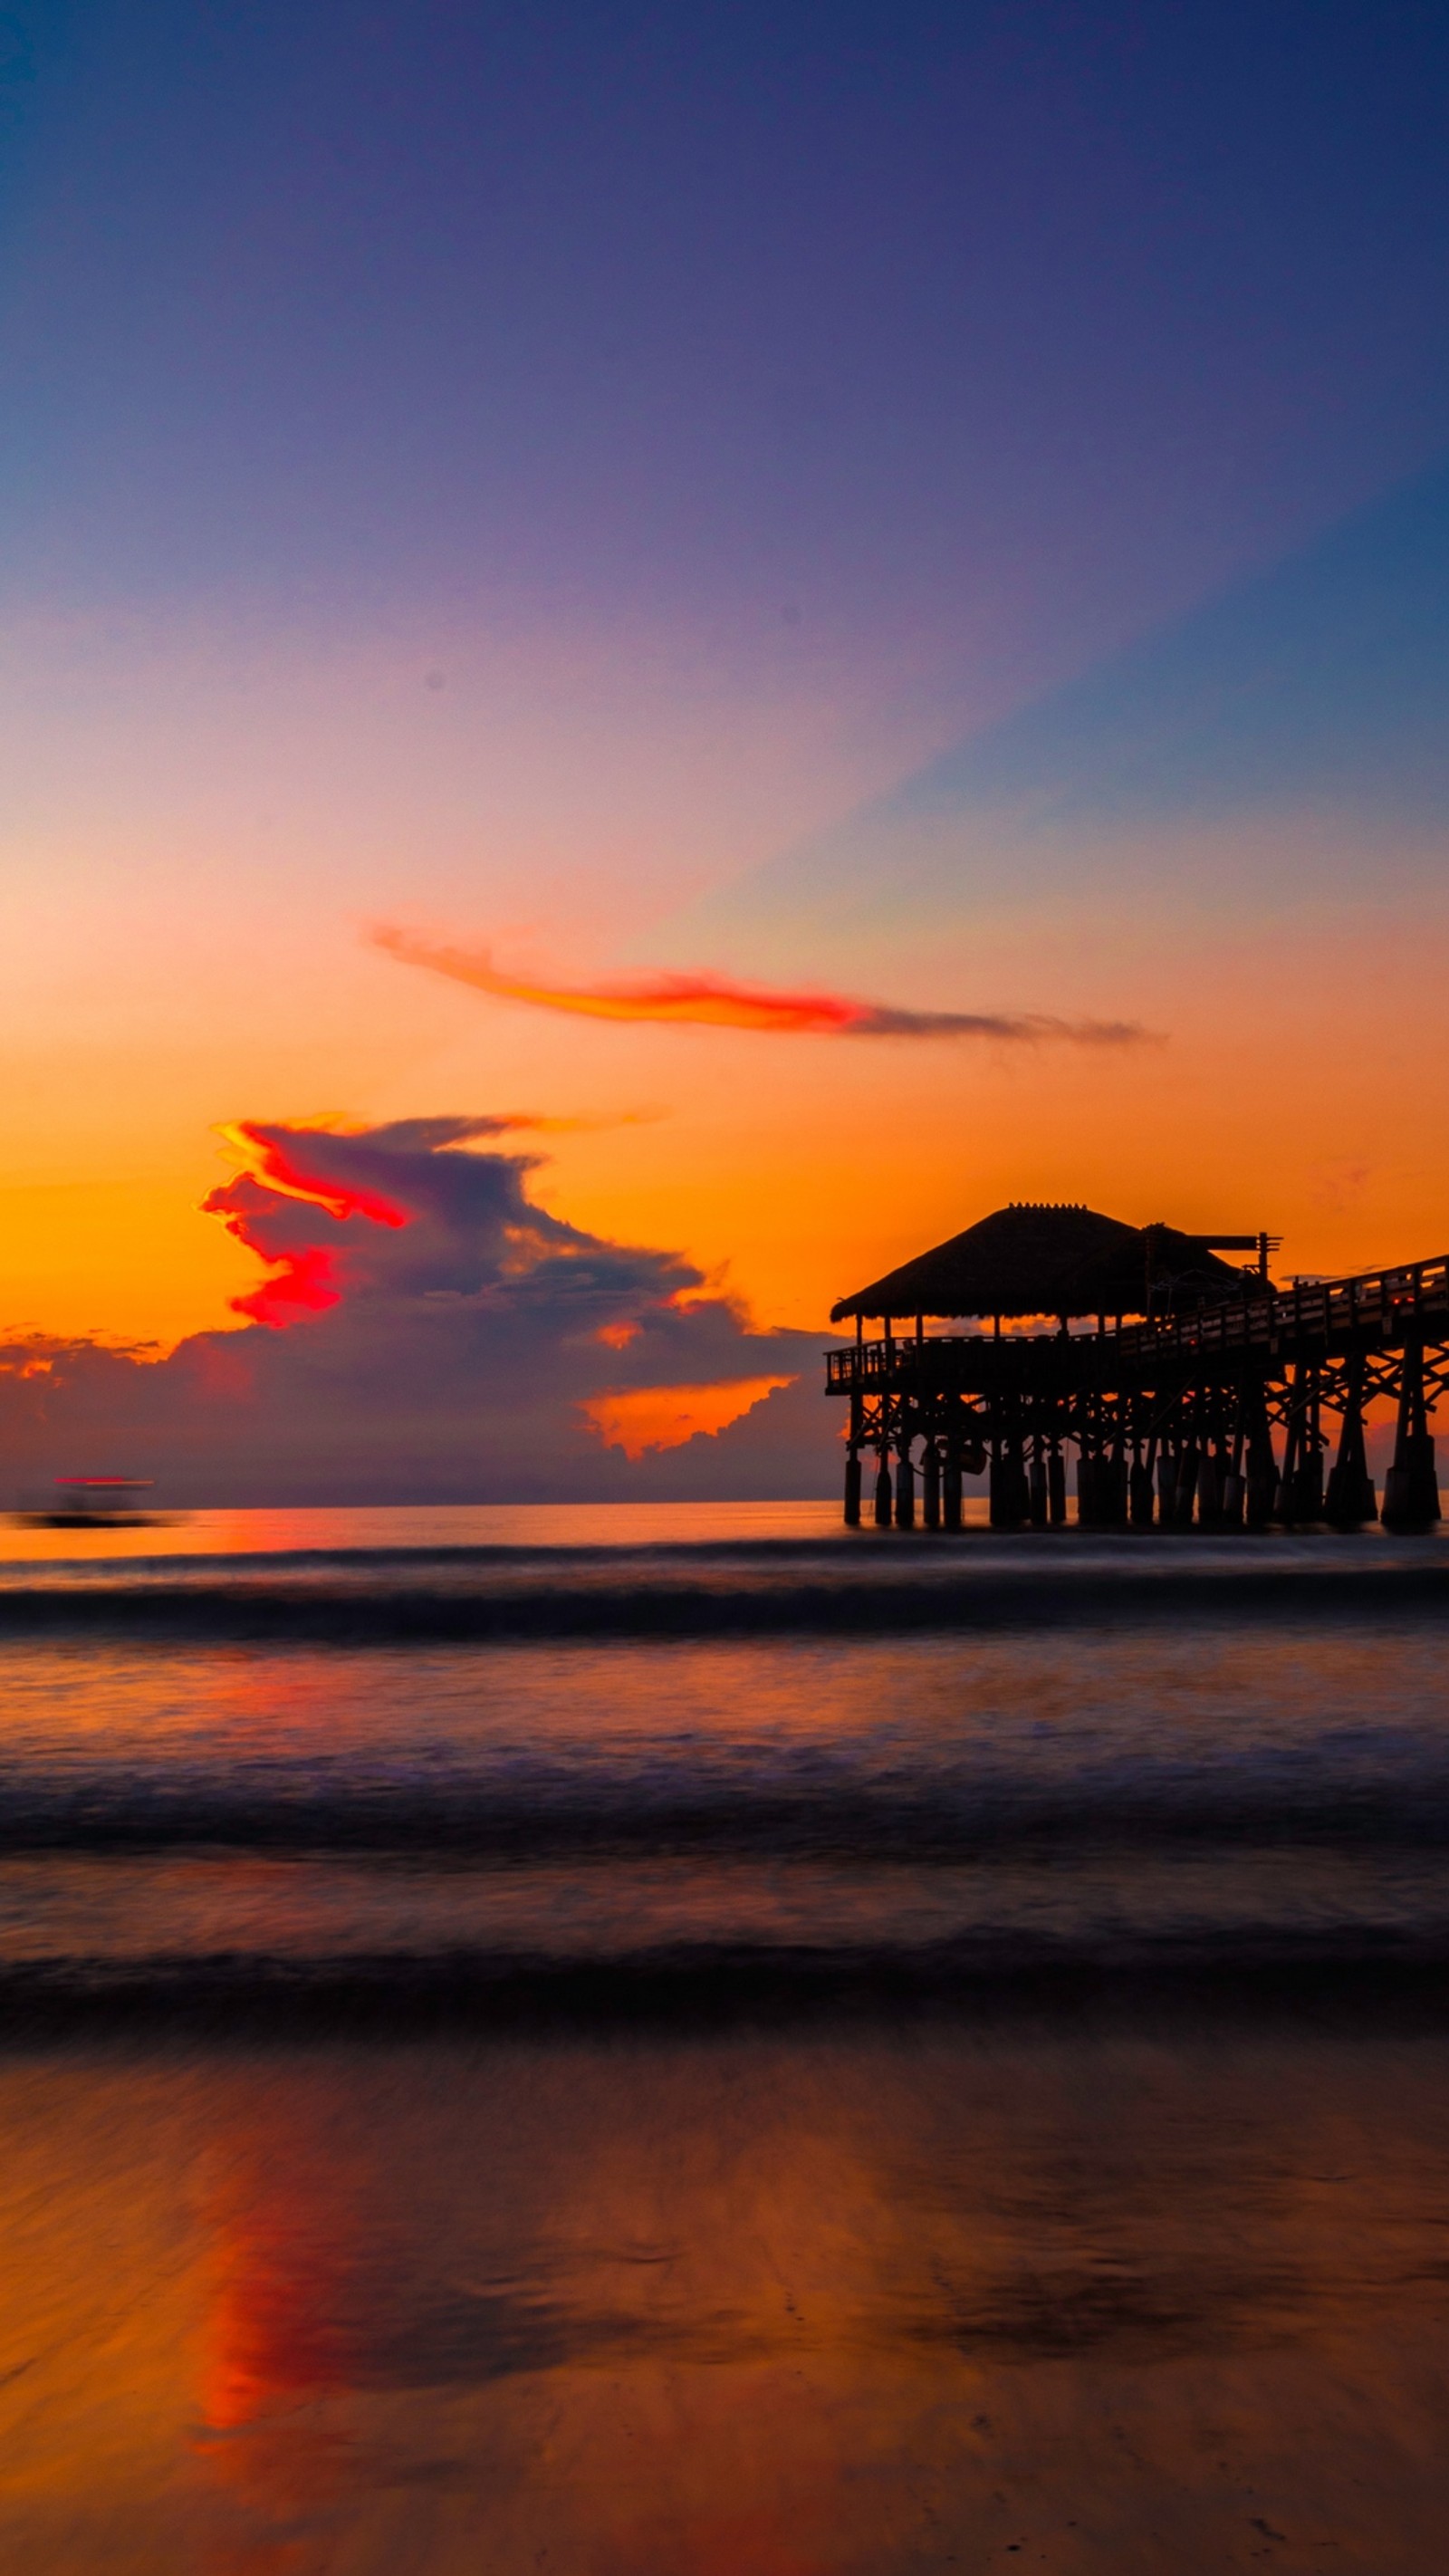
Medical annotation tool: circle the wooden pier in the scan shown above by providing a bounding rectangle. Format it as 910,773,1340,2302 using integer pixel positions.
825,1206,1445,1533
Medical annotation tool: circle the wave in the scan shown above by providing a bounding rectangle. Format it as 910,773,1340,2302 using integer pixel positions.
4,1936,1449,2033
5,1755,1449,1852
1,1543,1446,1642
4,1523,1448,2023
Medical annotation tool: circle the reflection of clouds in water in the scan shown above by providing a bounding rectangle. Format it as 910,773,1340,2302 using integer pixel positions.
4,2030,1447,2571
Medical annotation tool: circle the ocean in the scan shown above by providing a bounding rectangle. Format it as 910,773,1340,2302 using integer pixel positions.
3,1504,1449,2570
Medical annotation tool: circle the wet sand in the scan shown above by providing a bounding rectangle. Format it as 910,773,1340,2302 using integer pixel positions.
2,2012,1448,2572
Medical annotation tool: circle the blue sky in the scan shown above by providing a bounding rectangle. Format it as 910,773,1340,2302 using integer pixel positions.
8,0,1449,687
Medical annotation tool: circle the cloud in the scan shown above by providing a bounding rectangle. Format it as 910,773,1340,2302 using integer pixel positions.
0,1119,834,1504
581,1374,797,1460
369,926,1150,1046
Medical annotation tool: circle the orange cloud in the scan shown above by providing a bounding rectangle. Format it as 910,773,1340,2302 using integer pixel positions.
369,927,1149,1045
581,1373,797,1458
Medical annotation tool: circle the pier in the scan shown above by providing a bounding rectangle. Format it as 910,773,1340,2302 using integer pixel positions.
825,1205,1445,1533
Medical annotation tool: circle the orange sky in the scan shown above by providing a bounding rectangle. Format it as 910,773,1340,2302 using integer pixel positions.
5,863,1445,1353
5,539,1449,1362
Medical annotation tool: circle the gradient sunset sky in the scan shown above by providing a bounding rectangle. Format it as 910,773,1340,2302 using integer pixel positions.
5,1,1449,1371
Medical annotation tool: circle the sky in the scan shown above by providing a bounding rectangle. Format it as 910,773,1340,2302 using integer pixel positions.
4,0,1449,1497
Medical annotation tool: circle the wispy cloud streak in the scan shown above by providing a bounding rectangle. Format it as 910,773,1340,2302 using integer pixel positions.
369,927,1152,1046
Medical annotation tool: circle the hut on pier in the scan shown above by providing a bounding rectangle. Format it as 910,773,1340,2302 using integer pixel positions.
828,1204,1271,1533
830,1202,1262,1333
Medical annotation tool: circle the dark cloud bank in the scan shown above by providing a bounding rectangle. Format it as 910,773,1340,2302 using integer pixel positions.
0,1120,837,1505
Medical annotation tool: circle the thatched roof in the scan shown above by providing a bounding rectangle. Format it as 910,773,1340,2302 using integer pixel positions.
830,1203,1253,1322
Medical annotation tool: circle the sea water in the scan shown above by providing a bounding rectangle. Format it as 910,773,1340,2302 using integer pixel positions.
2,1504,1448,2570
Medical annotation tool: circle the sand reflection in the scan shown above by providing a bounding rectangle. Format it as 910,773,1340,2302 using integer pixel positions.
0,2023,1447,2571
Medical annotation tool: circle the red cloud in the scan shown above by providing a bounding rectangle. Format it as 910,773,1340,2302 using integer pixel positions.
220,1122,413,1227
228,1247,343,1330
205,1127,421,1330
369,927,1150,1046
201,1113,654,1333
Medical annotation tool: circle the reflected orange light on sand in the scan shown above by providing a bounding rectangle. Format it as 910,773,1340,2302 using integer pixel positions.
2,2030,1449,2568
200,2187,351,2436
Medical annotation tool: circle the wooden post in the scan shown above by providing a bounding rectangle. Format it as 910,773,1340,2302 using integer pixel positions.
1383,1340,1441,1531
1275,1365,1304,1523
1172,1399,1198,1527
1326,1352,1377,1527
844,1388,864,1525
1296,1366,1325,1521
1128,1418,1155,1526
1244,1378,1277,1528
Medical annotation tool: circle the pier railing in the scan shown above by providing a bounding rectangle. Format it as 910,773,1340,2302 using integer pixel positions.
825,1254,1449,1391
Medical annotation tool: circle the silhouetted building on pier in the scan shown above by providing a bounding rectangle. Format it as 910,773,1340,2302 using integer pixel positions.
826,1203,1444,1533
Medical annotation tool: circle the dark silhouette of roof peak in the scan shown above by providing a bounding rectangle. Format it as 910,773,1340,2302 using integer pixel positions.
830,1201,1256,1322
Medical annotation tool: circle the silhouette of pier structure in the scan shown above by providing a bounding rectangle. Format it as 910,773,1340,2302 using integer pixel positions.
826,1204,1445,1533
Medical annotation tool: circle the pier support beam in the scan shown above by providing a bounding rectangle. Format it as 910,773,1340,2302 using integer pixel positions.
1274,1366,1306,1523
922,1444,941,1530
1292,1367,1326,1522
1175,1440,1198,1529
1326,1356,1377,1527
894,1450,916,1529
843,1452,862,1526
1383,1342,1441,1532
1243,1379,1277,1528
989,1445,1028,1531
874,1459,893,1527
